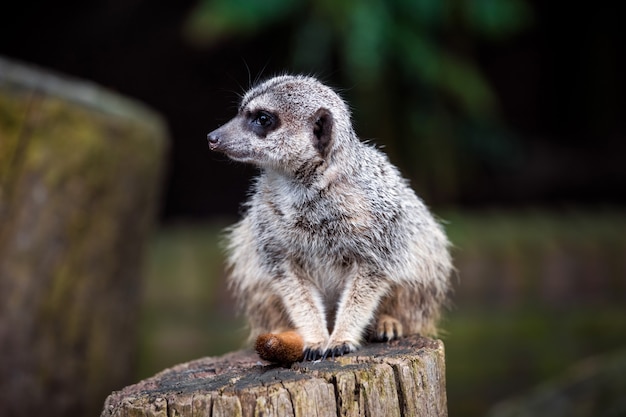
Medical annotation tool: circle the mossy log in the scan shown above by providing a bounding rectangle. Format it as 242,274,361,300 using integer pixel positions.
0,56,168,417
101,335,447,417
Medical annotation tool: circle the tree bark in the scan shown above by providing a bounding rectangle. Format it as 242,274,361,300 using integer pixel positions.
0,56,168,417
101,335,447,417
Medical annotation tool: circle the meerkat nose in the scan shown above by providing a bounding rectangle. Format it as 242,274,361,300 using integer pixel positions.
207,131,220,150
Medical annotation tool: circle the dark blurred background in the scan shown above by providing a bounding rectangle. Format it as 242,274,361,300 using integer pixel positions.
2,1,625,416
2,0,625,218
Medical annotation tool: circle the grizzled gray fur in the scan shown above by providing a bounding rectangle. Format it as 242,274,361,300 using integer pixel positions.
207,75,452,360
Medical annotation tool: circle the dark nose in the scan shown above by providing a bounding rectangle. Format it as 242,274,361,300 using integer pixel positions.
207,131,218,144
207,131,220,149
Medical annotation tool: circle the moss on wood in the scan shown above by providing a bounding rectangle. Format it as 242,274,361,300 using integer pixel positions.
0,56,168,417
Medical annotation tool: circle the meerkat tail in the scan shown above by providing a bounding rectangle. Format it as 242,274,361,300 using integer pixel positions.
255,331,305,364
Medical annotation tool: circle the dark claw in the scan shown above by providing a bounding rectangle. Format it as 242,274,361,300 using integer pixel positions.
323,343,354,361
303,347,324,361
304,343,356,362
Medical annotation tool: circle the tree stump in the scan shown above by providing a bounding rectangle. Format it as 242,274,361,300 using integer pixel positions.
0,56,168,417
101,335,447,417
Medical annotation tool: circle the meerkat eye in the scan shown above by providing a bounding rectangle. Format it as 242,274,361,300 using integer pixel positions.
248,110,278,137
253,111,274,128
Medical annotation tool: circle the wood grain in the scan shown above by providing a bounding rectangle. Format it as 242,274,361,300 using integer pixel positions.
101,335,447,417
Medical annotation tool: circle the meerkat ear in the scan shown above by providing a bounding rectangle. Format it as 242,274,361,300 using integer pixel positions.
312,108,333,155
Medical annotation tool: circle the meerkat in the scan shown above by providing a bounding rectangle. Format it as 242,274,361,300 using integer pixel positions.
207,75,452,361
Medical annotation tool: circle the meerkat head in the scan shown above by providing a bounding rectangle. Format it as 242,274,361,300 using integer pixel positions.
207,75,354,176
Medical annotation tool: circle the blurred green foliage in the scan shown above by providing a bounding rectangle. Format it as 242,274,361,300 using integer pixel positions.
185,0,532,202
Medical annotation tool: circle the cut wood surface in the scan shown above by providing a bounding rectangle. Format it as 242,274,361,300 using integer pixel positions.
101,335,447,417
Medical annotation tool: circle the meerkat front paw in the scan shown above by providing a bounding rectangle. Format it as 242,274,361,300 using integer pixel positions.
375,314,403,342
304,339,359,361
303,340,327,361
323,341,358,359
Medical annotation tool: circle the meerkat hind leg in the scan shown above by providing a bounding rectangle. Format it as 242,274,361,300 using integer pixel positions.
373,283,443,339
374,313,404,342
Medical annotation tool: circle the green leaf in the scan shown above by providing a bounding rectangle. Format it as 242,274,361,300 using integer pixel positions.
342,1,391,83
465,0,533,39
439,53,496,117
184,0,302,44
